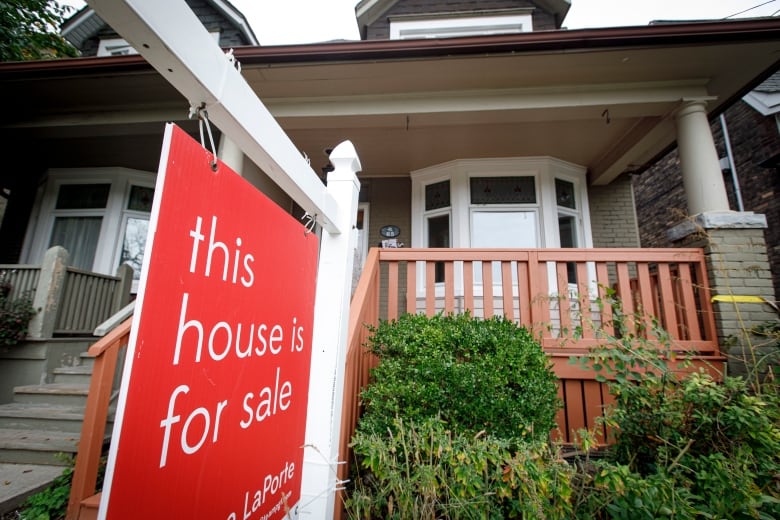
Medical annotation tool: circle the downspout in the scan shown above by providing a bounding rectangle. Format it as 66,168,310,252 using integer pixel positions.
720,114,744,211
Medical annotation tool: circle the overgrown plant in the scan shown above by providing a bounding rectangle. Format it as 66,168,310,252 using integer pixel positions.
0,281,37,346
348,416,574,519
571,295,780,519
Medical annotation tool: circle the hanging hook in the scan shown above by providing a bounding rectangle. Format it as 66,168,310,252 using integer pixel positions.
301,212,317,235
189,103,218,171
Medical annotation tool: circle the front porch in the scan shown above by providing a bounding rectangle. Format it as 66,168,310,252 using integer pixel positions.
341,246,726,478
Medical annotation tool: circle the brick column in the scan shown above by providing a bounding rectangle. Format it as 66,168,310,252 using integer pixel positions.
669,212,778,379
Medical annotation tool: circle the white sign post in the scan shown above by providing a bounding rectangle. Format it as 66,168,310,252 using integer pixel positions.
85,1,360,518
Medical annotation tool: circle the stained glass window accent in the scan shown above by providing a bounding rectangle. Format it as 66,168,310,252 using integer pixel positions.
425,180,451,210
555,178,576,209
127,185,154,211
55,184,110,209
469,176,535,204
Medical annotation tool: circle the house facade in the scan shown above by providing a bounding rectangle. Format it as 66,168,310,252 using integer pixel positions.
2,2,779,516
0,0,776,354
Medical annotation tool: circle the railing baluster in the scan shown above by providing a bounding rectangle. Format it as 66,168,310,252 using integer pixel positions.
444,261,455,313
387,261,399,320
501,261,513,320
463,261,474,313
656,263,680,340
516,260,531,327
406,260,417,314
556,262,571,338
678,263,702,341
576,262,593,340
482,260,494,318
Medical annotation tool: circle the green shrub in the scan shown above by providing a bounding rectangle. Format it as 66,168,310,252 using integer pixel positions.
348,416,574,519
0,281,37,346
359,313,560,444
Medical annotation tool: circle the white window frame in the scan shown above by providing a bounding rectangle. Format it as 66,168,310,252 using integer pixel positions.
22,168,156,279
390,13,533,40
410,157,592,295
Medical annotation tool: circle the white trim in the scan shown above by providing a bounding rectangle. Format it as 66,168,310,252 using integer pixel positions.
390,13,533,39
23,167,155,276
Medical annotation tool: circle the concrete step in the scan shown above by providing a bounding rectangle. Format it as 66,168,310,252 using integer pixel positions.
0,403,91,432
0,428,80,466
52,364,93,386
12,383,89,407
0,463,65,515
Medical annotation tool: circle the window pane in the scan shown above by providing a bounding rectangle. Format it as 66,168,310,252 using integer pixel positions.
120,217,149,280
427,214,449,283
558,215,577,248
55,184,110,209
470,177,535,204
471,211,537,248
49,216,102,270
127,186,154,212
425,181,450,211
427,214,450,248
555,179,576,209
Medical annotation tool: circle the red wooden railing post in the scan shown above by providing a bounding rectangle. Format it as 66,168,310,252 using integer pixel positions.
65,317,132,520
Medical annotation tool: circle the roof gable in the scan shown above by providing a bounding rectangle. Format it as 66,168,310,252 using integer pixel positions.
355,0,571,36
61,0,258,54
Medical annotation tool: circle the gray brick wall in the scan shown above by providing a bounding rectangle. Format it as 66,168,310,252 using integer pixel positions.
588,174,640,248
365,0,559,40
700,228,778,379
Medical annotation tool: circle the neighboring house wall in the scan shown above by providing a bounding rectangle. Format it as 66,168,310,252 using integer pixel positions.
364,0,558,40
77,0,250,55
588,175,640,248
635,100,780,300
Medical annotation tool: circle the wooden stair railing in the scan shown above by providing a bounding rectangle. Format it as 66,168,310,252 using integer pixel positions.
65,317,133,520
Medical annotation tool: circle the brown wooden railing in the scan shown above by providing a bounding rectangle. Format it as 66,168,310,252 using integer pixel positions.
66,317,133,520
337,247,725,515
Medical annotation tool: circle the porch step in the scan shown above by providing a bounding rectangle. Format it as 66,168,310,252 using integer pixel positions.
12,384,90,407
0,428,80,465
52,365,94,386
0,403,93,433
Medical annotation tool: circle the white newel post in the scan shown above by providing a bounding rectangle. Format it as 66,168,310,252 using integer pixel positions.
300,141,361,518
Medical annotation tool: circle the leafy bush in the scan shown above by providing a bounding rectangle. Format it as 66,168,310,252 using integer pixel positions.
348,416,574,519
0,282,37,346
359,313,560,444
572,304,780,520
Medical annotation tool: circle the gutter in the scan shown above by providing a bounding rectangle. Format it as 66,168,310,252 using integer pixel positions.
2,17,779,79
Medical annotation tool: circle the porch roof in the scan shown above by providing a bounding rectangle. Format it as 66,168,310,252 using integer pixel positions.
1,17,779,185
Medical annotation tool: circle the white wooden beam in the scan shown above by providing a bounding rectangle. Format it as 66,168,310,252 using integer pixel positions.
86,0,342,234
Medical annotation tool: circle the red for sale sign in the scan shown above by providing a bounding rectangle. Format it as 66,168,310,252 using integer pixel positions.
100,124,319,519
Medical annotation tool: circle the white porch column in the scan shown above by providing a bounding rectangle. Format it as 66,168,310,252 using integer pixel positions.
300,141,361,519
217,134,244,175
674,100,731,215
